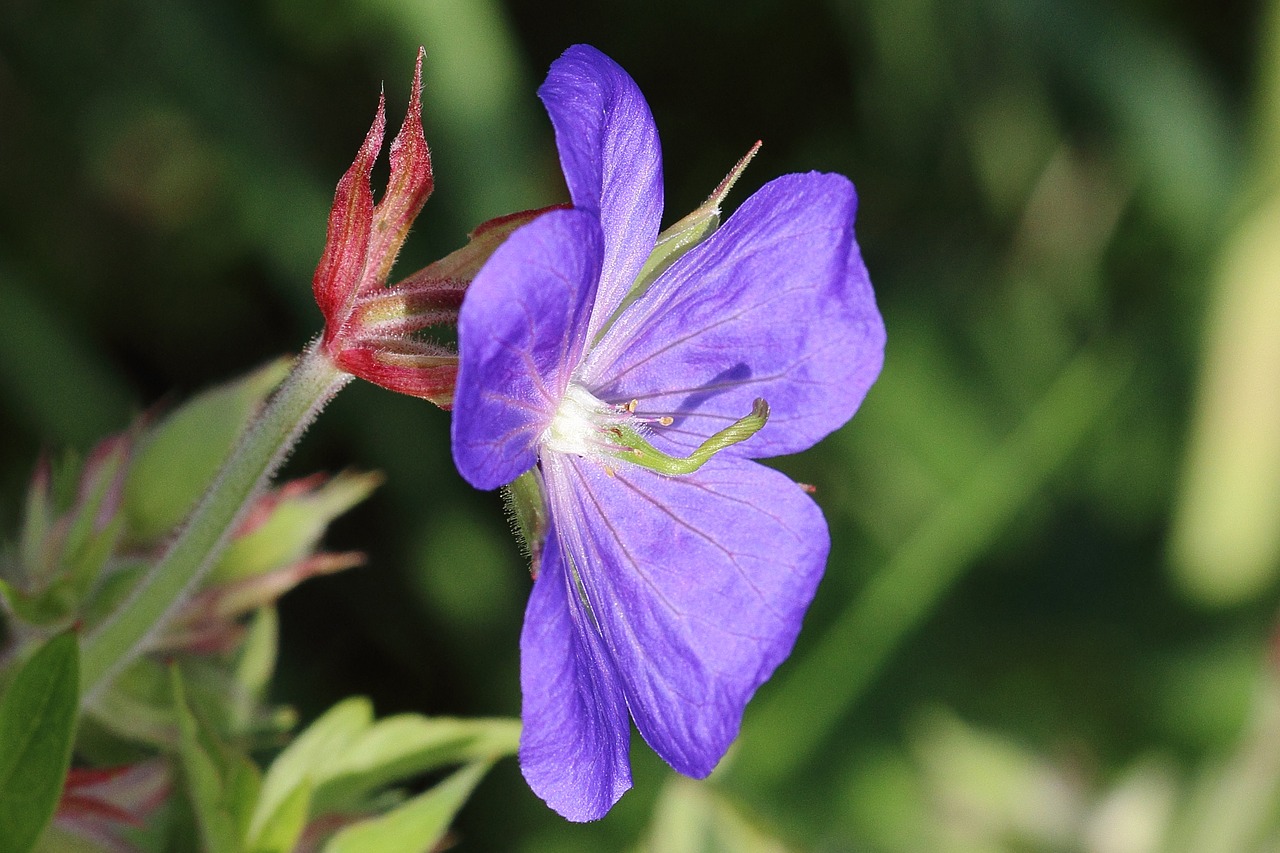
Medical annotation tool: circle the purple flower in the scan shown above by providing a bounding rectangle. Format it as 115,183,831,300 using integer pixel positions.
450,45,885,821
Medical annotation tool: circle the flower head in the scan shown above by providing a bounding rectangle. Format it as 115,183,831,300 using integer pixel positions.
451,45,885,820
312,51,561,408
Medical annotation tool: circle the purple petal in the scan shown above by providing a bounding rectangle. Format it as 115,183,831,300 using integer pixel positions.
451,208,603,490
581,172,885,459
539,45,663,342
541,452,828,777
520,524,632,822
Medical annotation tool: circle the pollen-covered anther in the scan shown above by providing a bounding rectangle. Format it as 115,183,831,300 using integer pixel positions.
622,399,674,427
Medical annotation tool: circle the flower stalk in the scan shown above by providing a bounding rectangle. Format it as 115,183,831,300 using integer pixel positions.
79,341,351,706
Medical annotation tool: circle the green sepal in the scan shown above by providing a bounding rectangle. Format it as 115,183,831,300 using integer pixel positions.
208,470,381,586
228,607,280,733
16,461,53,587
123,359,291,546
58,442,130,607
5,443,131,628
0,632,80,853
610,398,770,476
501,469,548,576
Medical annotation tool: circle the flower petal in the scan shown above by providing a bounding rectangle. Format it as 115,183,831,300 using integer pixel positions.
539,45,663,341
541,452,828,777
520,525,632,822
582,172,885,459
451,208,603,490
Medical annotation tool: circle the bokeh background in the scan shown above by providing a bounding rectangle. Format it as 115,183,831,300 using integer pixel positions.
3,0,1280,849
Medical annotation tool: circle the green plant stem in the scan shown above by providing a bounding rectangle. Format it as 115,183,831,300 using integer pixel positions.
79,341,352,707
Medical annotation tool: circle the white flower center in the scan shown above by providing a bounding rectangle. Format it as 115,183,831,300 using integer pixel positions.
542,382,769,476
543,383,625,458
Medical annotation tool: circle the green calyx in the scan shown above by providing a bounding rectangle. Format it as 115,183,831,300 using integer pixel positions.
502,469,549,576
609,398,770,476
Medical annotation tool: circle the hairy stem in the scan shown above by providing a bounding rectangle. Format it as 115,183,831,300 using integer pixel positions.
79,341,352,706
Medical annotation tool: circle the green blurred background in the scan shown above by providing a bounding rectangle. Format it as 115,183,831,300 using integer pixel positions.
3,0,1280,849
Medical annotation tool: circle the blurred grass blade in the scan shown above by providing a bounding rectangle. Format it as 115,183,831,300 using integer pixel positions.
1170,0,1280,606
0,632,80,853
1170,193,1280,605
639,776,793,853
0,271,133,448
1173,665,1280,853
731,345,1132,787
1252,0,1280,186
321,762,491,853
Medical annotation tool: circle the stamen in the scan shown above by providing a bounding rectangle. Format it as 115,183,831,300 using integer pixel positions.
545,383,769,476
624,399,675,427
606,398,770,476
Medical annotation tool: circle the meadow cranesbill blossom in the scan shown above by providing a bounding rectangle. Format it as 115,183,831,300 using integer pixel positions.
451,45,885,821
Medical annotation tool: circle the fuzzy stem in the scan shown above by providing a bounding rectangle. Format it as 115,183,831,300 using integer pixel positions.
79,341,352,706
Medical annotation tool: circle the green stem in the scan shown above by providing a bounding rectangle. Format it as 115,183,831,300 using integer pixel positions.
79,341,352,706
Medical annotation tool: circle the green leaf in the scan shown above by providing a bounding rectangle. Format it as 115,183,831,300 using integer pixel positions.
249,697,373,842
0,632,80,853
321,762,491,853
311,716,520,814
248,780,311,853
172,667,252,853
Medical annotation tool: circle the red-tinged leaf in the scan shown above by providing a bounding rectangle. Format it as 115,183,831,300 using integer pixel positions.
163,552,365,652
336,343,458,408
52,761,171,850
236,472,331,538
368,47,434,287
315,95,385,334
